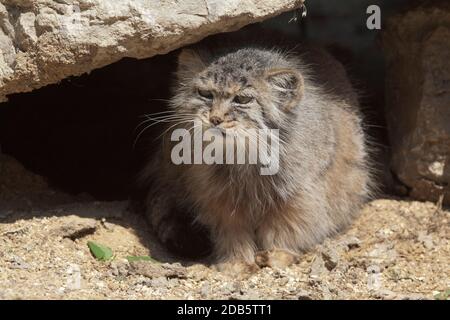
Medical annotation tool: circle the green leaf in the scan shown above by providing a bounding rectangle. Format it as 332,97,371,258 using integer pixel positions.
434,289,450,300
87,241,113,261
126,255,158,263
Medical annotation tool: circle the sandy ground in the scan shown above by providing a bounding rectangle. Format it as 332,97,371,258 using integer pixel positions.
0,154,449,300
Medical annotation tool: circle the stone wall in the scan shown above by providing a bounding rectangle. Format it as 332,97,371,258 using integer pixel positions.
0,0,303,102
383,3,450,204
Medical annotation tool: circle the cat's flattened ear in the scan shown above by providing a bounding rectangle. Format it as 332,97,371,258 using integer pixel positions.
177,49,205,76
265,69,304,111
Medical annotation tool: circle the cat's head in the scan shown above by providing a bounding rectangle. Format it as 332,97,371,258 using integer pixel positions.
171,47,304,134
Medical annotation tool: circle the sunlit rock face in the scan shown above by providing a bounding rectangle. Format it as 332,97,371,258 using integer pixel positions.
0,0,303,102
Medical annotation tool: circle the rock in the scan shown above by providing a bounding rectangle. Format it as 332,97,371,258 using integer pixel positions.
66,264,82,291
367,265,382,291
368,243,398,268
149,276,169,288
200,283,210,298
0,0,303,102
16,12,38,51
130,261,187,279
382,3,450,205
373,289,430,300
341,236,362,250
101,219,115,232
110,260,130,277
417,231,435,250
51,215,97,240
399,293,430,300
7,255,30,270
297,289,313,300
2,227,29,238
371,289,398,300
367,264,381,274
309,255,328,280
320,246,339,271
237,289,261,300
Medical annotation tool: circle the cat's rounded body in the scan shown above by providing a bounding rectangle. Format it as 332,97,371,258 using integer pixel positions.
140,43,372,264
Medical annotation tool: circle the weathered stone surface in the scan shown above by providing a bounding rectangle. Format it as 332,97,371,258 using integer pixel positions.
51,215,97,240
382,4,450,204
0,0,302,102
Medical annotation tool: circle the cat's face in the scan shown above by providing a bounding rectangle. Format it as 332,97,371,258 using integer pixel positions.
171,48,304,135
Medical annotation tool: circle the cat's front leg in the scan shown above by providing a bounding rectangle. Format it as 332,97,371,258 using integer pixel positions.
145,184,213,258
145,187,175,244
211,223,260,275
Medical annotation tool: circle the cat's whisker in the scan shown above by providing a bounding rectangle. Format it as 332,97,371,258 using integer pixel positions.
143,113,196,121
137,113,196,123
134,116,195,148
148,98,172,103
141,116,197,125
139,110,176,118
140,115,193,124
137,111,180,121
154,119,197,142
138,110,195,121
134,115,194,133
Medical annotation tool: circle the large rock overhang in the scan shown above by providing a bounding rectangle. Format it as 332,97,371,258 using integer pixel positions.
0,0,303,102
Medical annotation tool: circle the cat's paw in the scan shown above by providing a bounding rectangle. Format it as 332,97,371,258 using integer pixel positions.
213,261,260,277
146,196,212,259
255,249,300,269
156,215,212,260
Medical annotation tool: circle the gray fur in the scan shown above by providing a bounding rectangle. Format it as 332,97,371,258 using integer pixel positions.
140,46,373,264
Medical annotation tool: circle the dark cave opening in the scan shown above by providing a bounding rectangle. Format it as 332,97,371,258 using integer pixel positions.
0,53,177,200
0,1,414,202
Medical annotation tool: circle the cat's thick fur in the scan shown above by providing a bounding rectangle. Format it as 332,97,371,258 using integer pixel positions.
140,43,372,265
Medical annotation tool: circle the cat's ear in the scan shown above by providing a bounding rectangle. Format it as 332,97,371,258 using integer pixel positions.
265,69,304,111
177,49,205,77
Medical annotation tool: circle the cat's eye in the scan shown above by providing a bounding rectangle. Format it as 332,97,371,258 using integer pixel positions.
233,95,253,104
198,89,213,100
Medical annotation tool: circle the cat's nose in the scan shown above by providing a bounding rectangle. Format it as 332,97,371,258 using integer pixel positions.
209,115,224,126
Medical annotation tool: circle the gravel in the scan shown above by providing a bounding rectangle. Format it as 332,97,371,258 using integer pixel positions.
0,154,449,299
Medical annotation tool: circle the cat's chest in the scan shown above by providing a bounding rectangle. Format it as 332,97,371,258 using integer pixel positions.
181,165,276,219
